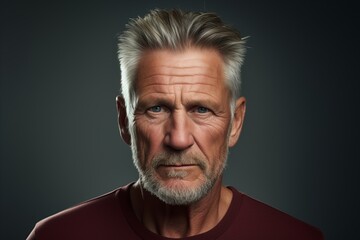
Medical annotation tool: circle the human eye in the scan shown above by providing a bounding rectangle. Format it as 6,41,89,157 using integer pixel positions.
190,105,213,118
148,105,162,113
195,106,210,114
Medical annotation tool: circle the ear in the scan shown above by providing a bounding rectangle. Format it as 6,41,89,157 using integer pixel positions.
116,96,131,145
228,97,246,147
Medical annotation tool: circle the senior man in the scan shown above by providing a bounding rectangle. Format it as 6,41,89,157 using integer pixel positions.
27,9,323,239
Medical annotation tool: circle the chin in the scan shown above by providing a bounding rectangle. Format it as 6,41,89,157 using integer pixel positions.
141,174,215,205
161,177,202,190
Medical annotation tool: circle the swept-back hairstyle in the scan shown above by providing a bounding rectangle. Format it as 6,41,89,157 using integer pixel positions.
118,9,246,118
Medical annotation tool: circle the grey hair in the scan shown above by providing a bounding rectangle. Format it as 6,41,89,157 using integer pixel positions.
118,9,246,119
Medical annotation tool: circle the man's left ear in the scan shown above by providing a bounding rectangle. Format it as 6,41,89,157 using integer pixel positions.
228,97,246,147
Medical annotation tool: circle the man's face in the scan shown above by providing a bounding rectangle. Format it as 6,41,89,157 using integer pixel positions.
124,48,243,205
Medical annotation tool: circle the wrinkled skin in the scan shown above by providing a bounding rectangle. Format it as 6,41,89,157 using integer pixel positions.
117,47,246,237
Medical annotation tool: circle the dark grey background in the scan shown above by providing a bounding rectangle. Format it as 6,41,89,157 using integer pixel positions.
1,1,359,239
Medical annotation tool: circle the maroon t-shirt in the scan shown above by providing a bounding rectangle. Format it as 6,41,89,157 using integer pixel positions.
27,183,323,240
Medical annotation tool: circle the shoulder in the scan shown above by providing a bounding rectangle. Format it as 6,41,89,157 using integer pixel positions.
30,185,131,240
229,187,323,240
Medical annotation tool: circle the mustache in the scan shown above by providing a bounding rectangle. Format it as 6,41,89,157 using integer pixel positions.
152,152,207,171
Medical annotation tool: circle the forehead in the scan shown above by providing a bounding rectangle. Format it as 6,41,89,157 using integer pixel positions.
135,48,226,92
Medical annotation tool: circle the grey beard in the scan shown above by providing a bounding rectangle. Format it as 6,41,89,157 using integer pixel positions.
136,152,227,205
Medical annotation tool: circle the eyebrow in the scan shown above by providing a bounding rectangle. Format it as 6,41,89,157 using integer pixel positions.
182,98,220,109
137,94,221,111
136,95,174,109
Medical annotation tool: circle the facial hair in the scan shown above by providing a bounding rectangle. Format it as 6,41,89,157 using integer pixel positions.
134,151,228,205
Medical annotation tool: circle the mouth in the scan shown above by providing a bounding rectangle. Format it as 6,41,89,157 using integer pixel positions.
156,164,199,179
151,153,207,171
158,164,198,168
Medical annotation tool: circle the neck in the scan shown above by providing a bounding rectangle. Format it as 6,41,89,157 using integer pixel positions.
130,179,233,238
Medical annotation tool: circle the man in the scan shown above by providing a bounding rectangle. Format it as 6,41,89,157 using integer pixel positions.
27,9,323,239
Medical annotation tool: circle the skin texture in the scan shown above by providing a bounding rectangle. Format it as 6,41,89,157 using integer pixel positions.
116,47,246,237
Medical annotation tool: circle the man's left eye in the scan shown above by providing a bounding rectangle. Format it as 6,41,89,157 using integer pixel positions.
196,106,209,113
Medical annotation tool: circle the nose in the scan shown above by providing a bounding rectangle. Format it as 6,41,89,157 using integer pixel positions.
164,110,194,151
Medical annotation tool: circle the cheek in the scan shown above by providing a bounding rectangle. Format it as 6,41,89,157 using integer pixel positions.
135,121,165,164
199,118,230,142
195,120,230,160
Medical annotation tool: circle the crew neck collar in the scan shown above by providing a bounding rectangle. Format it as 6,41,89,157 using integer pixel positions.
118,183,243,240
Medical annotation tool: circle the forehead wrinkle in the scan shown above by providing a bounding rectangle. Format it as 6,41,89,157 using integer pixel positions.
141,73,219,79
184,90,220,103
137,80,226,101
151,54,219,65
138,91,174,100
151,65,213,69
137,79,221,90
138,65,220,81
135,48,228,109
139,62,216,71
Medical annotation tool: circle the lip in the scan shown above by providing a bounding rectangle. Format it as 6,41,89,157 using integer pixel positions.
158,164,197,168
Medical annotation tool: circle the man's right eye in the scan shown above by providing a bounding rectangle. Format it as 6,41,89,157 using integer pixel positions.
148,106,162,112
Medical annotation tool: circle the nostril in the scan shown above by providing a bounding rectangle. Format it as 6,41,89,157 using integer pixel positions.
163,110,194,151
164,129,194,151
